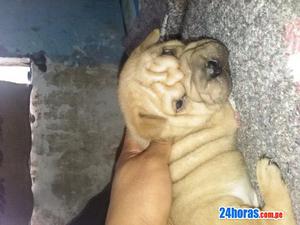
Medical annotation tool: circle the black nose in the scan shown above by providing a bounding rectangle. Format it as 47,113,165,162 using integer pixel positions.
207,60,222,78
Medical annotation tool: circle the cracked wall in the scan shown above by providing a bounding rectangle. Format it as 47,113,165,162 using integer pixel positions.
30,62,123,225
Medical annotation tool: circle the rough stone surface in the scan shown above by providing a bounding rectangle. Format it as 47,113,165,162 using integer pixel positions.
166,0,300,222
30,61,123,225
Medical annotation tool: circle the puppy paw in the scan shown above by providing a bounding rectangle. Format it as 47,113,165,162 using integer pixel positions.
256,158,296,222
256,158,289,203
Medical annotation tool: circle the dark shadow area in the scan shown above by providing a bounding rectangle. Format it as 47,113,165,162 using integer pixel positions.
68,128,126,225
67,183,112,225
0,81,33,225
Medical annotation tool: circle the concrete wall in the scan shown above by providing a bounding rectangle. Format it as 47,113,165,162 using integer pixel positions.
0,0,125,63
30,62,123,225
0,1,126,224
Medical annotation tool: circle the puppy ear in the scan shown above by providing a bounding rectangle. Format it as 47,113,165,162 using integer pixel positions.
136,113,166,139
139,29,160,51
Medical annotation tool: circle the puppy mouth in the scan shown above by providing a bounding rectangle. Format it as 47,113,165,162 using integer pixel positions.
179,40,231,105
206,59,223,79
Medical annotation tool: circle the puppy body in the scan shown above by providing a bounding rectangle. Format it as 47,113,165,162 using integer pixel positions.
118,30,296,225
170,103,259,225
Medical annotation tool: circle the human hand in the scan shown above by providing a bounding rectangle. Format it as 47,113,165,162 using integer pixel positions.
105,131,172,225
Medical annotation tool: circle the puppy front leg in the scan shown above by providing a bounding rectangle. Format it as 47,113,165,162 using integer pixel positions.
256,158,296,225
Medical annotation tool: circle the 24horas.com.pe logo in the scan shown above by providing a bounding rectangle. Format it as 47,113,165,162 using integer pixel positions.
219,207,284,220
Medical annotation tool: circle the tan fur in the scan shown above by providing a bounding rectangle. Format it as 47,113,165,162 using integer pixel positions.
118,29,296,225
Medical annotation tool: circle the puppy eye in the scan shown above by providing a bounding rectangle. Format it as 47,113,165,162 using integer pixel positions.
207,59,222,78
174,96,185,112
162,48,176,56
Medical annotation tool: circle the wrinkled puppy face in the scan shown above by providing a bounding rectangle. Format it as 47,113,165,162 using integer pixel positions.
119,30,231,144
118,29,186,143
180,39,231,105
